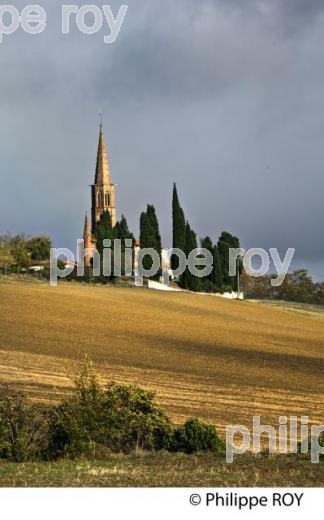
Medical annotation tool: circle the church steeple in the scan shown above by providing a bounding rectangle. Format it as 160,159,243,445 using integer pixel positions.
94,124,111,185
82,121,117,267
91,121,116,232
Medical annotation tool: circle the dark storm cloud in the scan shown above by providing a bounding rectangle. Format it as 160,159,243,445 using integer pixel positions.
1,0,324,277
275,0,324,20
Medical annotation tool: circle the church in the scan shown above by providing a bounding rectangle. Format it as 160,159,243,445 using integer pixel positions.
82,122,172,280
83,123,117,266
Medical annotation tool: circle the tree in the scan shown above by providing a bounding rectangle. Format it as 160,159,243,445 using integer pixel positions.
0,234,52,270
200,236,223,293
278,269,314,302
95,211,115,278
95,212,135,279
218,231,241,291
114,215,134,276
11,243,31,269
140,212,154,273
171,418,225,454
240,269,324,304
0,234,30,269
181,221,200,292
114,214,134,243
26,236,51,261
0,386,49,462
139,205,162,279
200,236,214,291
48,363,172,457
0,243,14,269
147,205,162,254
171,183,186,271
212,245,223,292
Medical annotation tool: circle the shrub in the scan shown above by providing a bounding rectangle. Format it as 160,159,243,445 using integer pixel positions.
48,366,106,458
26,236,51,261
0,364,225,461
298,433,324,460
48,364,173,458
101,381,173,452
0,387,49,462
171,418,225,454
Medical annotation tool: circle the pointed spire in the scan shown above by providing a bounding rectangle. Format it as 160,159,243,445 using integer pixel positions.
84,211,91,238
95,119,110,185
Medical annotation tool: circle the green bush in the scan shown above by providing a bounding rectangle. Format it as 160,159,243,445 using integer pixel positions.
0,387,49,462
101,381,173,452
0,364,224,462
26,236,51,261
171,418,225,454
298,433,324,460
48,364,173,458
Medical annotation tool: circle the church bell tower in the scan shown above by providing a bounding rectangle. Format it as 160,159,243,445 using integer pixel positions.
83,122,117,265
91,122,116,233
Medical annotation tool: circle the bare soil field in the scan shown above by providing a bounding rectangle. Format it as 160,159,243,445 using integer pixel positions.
0,278,323,439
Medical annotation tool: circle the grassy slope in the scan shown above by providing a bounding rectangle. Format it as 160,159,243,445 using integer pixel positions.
0,453,323,487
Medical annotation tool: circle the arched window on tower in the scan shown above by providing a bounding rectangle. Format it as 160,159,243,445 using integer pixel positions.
98,191,103,207
105,193,110,206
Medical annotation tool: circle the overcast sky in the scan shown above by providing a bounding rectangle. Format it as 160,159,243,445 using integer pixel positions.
1,0,324,278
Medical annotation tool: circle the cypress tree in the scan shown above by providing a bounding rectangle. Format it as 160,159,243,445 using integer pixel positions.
200,236,213,291
95,211,114,279
212,245,223,292
115,214,133,242
139,205,162,279
171,183,186,271
181,222,200,292
200,236,223,293
217,231,241,291
147,205,162,255
94,213,136,279
139,211,152,272
96,210,113,236
114,214,134,276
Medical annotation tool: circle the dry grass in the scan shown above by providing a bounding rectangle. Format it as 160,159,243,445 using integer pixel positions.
0,278,323,438
0,453,323,487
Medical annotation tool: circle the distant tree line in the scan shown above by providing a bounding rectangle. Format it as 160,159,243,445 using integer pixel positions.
0,234,51,270
2,191,324,305
241,269,324,305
